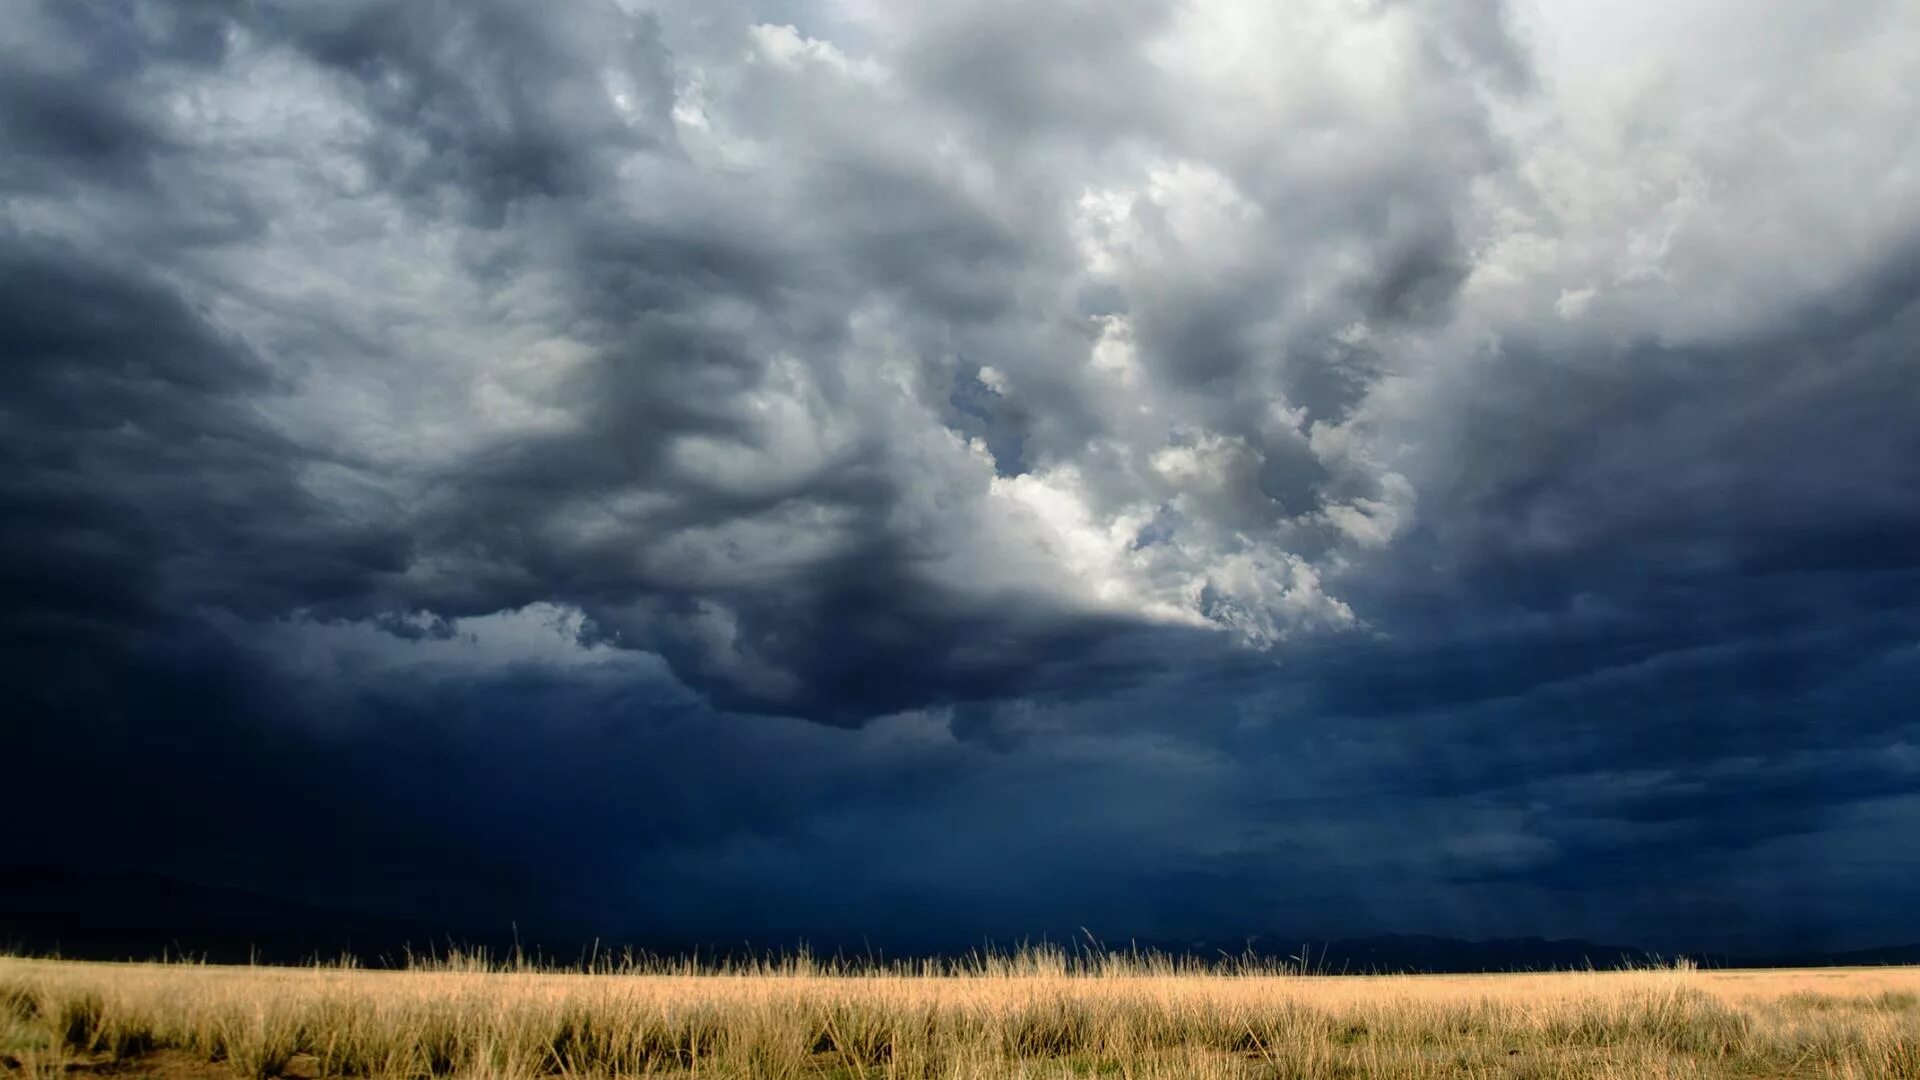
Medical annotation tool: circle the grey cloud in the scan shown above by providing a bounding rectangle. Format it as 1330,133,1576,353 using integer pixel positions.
0,238,411,639
895,0,1174,140
0,1,235,190
259,0,680,220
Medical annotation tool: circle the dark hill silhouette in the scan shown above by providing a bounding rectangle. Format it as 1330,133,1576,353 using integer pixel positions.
0,868,484,965
5,869,1916,971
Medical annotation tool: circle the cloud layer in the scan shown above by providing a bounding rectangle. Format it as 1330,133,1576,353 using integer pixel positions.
4,0,1918,951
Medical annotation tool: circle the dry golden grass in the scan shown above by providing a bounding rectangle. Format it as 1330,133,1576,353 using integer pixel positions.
3,952,1918,1079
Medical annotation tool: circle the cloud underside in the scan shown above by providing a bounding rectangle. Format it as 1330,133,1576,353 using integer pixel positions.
3,0,1918,950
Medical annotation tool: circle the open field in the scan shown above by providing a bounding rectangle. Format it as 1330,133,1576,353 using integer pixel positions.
3,954,1918,1079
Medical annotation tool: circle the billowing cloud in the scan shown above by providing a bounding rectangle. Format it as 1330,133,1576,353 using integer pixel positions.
3,0,1917,952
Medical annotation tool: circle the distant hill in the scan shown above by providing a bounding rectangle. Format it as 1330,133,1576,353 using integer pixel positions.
1133,932,1920,973
4,869,1915,971
1123,932,1656,973
1734,942,1920,969
1289,933,1660,973
0,868,495,965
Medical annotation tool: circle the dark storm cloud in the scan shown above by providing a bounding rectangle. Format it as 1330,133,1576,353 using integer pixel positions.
258,0,680,221
1405,251,1920,597
0,1,236,191
3,0,1918,954
2,612,938,930
0,0,1199,721
0,239,412,636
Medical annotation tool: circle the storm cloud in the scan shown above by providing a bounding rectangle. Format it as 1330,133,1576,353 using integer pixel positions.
3,0,1917,953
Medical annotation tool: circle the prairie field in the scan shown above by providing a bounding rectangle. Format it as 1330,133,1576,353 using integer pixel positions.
2,953,1918,1079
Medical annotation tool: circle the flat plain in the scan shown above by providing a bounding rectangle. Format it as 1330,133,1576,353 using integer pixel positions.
3,954,1917,1079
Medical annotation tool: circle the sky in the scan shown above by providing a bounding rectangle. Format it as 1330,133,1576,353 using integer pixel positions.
2,0,1918,956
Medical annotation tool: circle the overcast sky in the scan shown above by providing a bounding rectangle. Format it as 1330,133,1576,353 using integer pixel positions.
4,0,1918,955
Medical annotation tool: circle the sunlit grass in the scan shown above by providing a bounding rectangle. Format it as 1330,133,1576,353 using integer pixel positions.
2,950,1917,1078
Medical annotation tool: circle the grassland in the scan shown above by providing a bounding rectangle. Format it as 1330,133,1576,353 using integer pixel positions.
3,952,1918,1079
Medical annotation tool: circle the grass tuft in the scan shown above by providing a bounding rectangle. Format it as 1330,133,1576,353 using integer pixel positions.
2,953,1918,1078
